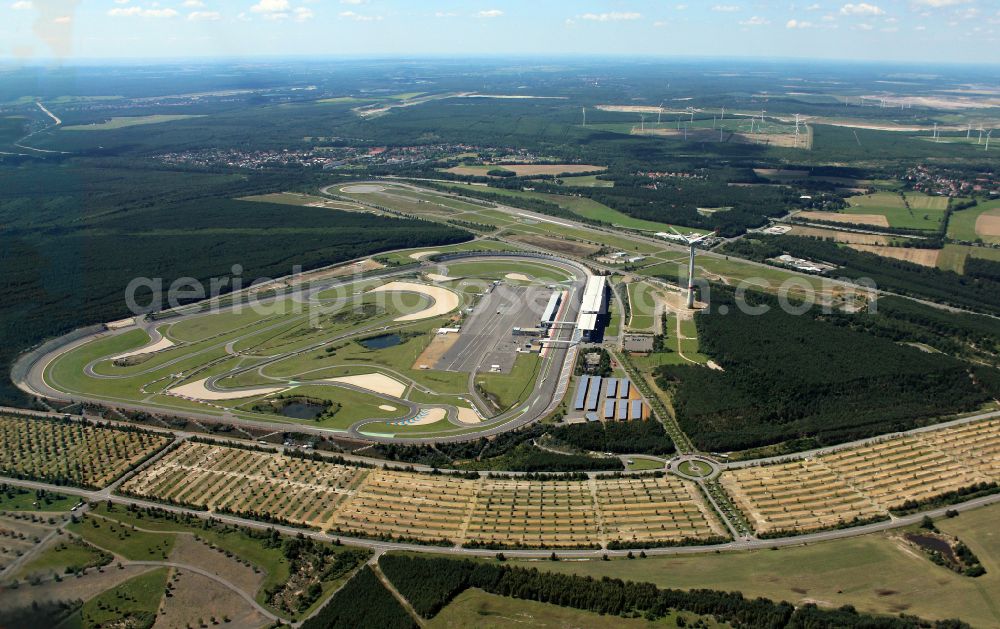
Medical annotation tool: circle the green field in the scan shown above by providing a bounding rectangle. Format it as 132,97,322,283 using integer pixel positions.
626,282,659,331
554,174,614,187
443,259,572,282
476,353,541,412
430,587,722,628
18,537,110,579
69,513,175,561
525,502,1000,627
947,200,1000,243
843,191,948,231
937,243,1000,273
62,115,203,131
76,567,169,628
0,487,77,512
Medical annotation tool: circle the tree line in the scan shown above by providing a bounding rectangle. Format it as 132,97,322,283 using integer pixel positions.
375,554,968,628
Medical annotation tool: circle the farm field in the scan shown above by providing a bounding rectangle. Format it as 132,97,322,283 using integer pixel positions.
788,225,891,245
842,191,948,231
721,417,1000,535
527,502,1000,628
936,242,1000,273
122,442,724,548
846,244,940,267
0,415,171,489
947,200,1000,243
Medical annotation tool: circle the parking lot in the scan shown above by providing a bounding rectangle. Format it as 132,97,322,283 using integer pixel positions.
437,283,555,374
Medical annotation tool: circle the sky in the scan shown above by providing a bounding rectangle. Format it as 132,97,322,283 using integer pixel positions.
2,0,997,64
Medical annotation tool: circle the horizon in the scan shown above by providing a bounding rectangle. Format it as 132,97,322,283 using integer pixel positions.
3,0,997,64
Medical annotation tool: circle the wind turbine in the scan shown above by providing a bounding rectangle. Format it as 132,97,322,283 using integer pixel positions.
581,107,586,127
794,114,801,146
657,100,665,125
640,114,646,132
986,130,993,152
669,227,715,309
966,122,971,139
978,125,984,144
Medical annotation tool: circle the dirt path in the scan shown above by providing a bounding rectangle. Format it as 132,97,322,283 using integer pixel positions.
370,557,426,627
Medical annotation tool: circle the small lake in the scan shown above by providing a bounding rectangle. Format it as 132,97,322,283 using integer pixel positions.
359,334,402,350
280,402,327,420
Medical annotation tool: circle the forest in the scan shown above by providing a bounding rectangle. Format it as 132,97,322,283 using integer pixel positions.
655,287,1000,452
376,554,967,628
724,235,1000,316
300,565,415,629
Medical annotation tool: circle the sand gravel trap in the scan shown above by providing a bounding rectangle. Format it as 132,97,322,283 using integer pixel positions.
505,273,532,282
372,281,460,322
976,212,1000,238
327,372,407,398
170,378,283,401
797,211,890,228
379,404,398,411
409,250,440,260
111,335,175,360
397,407,447,426
848,245,940,267
425,273,454,282
456,407,482,424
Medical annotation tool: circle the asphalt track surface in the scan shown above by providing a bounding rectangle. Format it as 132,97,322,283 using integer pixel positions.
15,253,589,445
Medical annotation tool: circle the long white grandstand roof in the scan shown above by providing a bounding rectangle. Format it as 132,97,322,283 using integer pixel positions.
581,276,607,314
578,312,598,332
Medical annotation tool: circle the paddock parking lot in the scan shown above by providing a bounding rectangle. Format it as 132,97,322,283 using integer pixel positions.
438,283,555,374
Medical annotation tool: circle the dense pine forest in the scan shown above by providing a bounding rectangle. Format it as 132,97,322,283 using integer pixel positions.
655,287,1000,452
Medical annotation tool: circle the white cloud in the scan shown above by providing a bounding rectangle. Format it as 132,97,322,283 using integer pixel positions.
477,9,503,18
580,12,642,21
250,0,288,13
339,10,380,21
182,0,204,7
293,6,313,21
840,3,884,15
10,0,32,10
914,24,927,29
806,3,821,10
786,19,814,28
741,15,769,25
53,14,70,23
435,11,457,17
653,20,667,27
188,10,221,20
855,21,874,29
712,4,741,11
109,6,178,18
340,0,365,3
911,0,968,6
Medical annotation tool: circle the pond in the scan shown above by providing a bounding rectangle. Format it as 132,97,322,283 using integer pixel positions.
280,402,328,420
359,333,402,350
